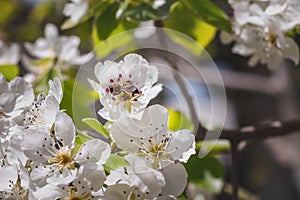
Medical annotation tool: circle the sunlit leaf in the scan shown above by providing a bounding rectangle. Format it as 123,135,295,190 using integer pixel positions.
180,0,231,32
0,65,19,81
168,108,194,132
196,140,230,155
92,20,137,58
185,155,224,193
82,118,110,138
104,154,130,173
164,2,216,55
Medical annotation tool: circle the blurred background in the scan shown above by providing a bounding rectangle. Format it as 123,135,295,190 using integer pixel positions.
1,0,300,199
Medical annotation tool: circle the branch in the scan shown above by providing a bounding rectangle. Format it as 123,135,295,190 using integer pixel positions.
196,119,300,142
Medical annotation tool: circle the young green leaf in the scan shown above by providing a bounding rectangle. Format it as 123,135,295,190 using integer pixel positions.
168,108,194,132
104,154,130,173
0,65,19,81
82,118,110,138
197,140,230,155
164,2,216,55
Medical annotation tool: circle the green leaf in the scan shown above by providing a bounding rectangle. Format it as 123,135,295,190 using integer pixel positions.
95,2,120,40
82,118,110,138
164,2,216,55
185,155,224,193
104,154,130,173
168,108,194,132
0,65,19,81
196,140,230,155
75,131,93,146
180,0,231,32
92,20,137,58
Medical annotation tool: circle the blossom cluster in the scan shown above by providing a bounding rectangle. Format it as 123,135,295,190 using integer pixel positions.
0,53,195,199
221,0,300,69
0,23,92,83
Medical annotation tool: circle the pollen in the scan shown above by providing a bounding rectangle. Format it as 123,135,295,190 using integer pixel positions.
48,147,77,172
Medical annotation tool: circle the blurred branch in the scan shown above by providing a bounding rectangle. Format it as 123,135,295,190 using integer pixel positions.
196,119,300,142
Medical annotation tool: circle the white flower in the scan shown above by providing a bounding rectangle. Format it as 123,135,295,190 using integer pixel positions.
104,154,166,199
0,73,34,119
110,105,195,169
0,164,30,199
0,41,20,65
20,112,110,188
32,163,104,200
265,0,300,31
23,23,93,78
222,0,300,68
104,155,186,198
0,73,34,138
22,78,62,130
89,53,162,121
63,0,88,23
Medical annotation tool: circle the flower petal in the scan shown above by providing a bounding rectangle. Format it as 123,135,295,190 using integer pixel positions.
54,112,76,146
161,163,187,196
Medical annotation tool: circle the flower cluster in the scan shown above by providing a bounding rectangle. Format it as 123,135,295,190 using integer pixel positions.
21,23,92,83
0,53,195,199
221,0,300,69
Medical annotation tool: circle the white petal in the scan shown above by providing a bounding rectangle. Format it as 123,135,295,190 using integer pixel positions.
44,23,59,40
33,184,66,200
141,104,169,133
110,117,149,153
0,165,18,190
88,79,101,94
283,37,300,65
54,112,76,146
30,166,53,188
20,131,53,163
75,139,111,165
44,95,60,128
167,130,195,162
144,83,163,100
265,2,287,15
11,77,34,108
47,168,77,186
0,93,18,113
125,155,165,196
0,73,8,93
48,78,63,103
102,184,135,200
161,163,187,196
77,163,106,192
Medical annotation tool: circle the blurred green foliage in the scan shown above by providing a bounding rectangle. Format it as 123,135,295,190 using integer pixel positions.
0,65,19,80
185,155,224,193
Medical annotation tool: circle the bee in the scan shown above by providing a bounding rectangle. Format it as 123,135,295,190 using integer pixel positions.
108,83,122,96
